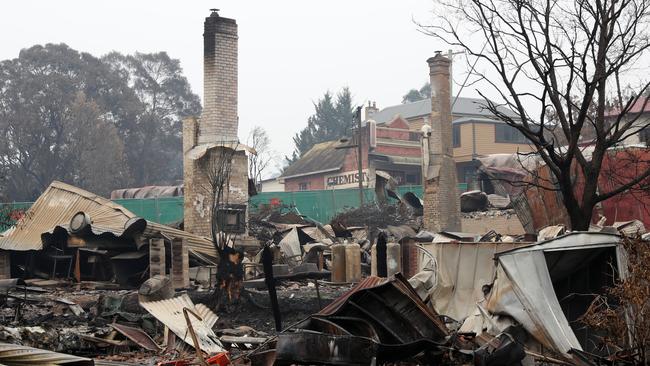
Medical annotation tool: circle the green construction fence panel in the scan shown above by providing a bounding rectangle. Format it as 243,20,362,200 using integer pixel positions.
2,183,468,228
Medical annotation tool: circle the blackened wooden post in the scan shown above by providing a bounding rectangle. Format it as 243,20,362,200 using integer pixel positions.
262,245,281,331
376,232,388,277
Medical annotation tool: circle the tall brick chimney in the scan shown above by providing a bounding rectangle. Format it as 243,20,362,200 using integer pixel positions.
201,9,238,143
183,10,248,239
422,52,461,232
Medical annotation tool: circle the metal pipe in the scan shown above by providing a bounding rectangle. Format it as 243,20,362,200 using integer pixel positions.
355,106,364,206
182,307,208,365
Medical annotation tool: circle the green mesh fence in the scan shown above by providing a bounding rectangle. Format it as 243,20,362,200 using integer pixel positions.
1,183,468,227
113,197,184,225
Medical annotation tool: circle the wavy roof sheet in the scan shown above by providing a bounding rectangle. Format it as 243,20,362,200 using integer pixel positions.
0,181,216,258
0,342,93,365
140,294,224,354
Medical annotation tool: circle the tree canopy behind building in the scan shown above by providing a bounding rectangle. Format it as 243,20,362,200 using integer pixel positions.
0,43,201,201
402,82,431,104
422,0,650,230
287,87,354,163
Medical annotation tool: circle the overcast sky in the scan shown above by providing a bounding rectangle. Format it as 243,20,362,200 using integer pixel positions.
2,0,486,176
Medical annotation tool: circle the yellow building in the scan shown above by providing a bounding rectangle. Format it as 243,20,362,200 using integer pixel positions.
367,97,534,188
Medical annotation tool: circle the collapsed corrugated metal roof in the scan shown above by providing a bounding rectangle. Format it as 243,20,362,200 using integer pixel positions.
415,242,531,322
140,294,224,354
0,181,216,258
487,232,624,357
0,342,94,365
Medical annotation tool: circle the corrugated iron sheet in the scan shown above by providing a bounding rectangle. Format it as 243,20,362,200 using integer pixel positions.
318,276,387,316
0,181,216,258
109,323,161,352
195,303,219,329
110,185,183,200
140,294,224,354
0,342,94,365
417,242,531,322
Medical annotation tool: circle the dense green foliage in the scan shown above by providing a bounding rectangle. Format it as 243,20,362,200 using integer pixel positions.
402,82,431,104
0,44,201,200
288,87,354,163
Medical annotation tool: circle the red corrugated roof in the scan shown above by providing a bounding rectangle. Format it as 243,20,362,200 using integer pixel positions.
605,96,650,117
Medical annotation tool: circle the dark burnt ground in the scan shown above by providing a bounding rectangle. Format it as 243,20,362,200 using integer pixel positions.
190,280,353,335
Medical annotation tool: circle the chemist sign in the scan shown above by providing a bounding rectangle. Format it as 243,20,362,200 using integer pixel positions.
325,169,370,189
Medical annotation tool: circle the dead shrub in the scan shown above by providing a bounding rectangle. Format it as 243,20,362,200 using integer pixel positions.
581,236,650,364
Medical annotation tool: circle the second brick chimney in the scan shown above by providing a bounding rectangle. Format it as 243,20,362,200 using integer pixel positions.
422,52,461,232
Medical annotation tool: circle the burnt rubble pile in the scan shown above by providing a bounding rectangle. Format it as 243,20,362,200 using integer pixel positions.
0,181,647,365
330,202,420,230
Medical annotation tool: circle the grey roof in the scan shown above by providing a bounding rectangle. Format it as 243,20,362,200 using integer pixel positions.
371,97,519,124
280,140,349,179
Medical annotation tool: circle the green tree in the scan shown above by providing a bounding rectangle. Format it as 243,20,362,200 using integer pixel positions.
0,44,136,200
0,44,201,201
402,82,431,103
102,52,202,185
67,92,128,196
289,87,354,162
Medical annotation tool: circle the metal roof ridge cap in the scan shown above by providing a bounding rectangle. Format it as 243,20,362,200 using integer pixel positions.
49,181,137,218
280,167,342,180
493,231,622,259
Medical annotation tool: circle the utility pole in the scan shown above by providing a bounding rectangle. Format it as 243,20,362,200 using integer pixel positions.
447,49,464,102
355,106,364,206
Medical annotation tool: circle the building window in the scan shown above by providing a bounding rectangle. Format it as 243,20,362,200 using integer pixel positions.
453,125,461,147
495,124,527,143
298,182,310,191
405,173,420,185
641,128,650,146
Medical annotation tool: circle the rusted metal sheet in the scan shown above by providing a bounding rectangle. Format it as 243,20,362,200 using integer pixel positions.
276,331,377,366
0,342,94,365
318,276,386,316
110,323,162,352
318,274,447,342
275,274,448,365
0,181,216,258
140,294,224,354
0,181,133,251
